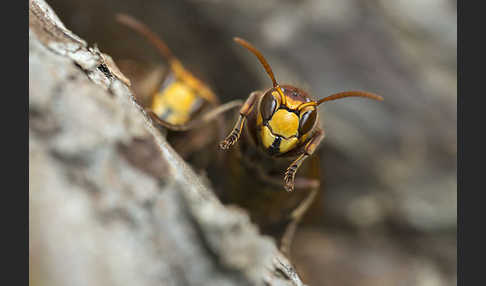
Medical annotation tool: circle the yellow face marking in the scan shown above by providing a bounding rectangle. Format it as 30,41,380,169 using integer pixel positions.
271,91,281,104
299,105,315,116
285,96,305,110
297,101,317,110
260,126,276,150
279,137,299,153
260,126,299,154
267,109,299,138
275,86,287,105
151,81,199,125
257,111,263,127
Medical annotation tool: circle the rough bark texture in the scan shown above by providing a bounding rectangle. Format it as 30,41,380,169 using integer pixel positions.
29,0,305,285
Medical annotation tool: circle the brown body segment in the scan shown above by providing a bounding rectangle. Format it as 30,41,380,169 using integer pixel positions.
221,125,321,257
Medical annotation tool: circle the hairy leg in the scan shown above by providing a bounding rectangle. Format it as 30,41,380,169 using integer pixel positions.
284,129,325,192
219,91,262,150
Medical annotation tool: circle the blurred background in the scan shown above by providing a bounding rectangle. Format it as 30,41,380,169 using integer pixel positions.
43,0,457,285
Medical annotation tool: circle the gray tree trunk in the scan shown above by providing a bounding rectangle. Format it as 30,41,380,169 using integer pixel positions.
29,0,305,285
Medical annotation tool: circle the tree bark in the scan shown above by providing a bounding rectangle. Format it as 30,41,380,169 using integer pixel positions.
29,0,305,285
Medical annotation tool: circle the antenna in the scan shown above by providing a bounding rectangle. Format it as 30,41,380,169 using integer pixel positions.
234,37,287,105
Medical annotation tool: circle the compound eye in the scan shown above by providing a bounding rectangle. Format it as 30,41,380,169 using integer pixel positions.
261,92,278,121
299,109,317,135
